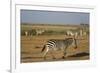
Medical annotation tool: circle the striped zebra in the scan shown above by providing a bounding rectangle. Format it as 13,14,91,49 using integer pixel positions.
41,38,77,59
66,30,78,38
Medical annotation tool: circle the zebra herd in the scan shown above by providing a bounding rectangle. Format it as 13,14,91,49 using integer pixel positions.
41,37,77,59
66,30,88,37
23,29,88,37
23,29,45,36
23,29,88,59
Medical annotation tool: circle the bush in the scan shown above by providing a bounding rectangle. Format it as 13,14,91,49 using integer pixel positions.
30,29,37,36
21,29,37,36
21,30,26,36
42,30,66,35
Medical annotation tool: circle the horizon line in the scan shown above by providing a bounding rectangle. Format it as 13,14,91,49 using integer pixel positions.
21,22,89,25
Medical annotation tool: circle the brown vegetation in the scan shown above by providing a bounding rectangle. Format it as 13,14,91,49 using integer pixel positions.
21,24,89,63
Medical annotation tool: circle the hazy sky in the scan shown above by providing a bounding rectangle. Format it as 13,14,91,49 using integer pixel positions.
21,10,89,25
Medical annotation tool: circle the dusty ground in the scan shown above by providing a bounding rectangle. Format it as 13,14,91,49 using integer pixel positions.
21,35,89,63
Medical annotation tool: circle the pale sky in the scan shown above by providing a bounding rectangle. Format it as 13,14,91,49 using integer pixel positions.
21,10,89,25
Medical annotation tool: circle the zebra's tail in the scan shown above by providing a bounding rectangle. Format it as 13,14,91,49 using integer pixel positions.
41,45,46,52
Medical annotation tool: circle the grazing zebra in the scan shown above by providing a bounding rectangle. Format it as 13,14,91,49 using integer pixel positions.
41,38,77,59
66,31,74,36
66,31,78,38
36,29,45,35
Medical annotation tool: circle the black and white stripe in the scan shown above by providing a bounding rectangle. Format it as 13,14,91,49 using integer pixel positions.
41,38,77,59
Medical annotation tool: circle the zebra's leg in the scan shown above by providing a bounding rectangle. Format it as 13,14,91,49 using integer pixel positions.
62,49,67,59
43,48,49,60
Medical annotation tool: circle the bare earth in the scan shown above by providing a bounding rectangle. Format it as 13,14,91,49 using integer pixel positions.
21,35,89,63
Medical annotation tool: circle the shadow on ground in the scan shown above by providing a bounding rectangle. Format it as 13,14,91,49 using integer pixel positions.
68,52,89,57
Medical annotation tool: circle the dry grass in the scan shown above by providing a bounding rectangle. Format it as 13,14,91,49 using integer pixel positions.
21,24,89,63
21,35,89,63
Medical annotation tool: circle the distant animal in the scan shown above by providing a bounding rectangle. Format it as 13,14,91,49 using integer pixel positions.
25,31,28,36
36,29,45,35
66,31,74,36
41,38,77,59
66,31,78,37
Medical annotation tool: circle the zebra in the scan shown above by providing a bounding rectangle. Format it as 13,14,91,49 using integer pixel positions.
66,30,78,38
41,38,77,59
66,31,74,36
36,29,45,35
25,31,28,36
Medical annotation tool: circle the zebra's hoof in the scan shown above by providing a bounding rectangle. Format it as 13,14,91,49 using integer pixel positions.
62,56,65,59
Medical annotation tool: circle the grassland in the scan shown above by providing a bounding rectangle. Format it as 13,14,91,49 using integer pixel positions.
21,24,89,63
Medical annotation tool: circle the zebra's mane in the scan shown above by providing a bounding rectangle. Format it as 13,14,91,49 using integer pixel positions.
65,38,73,40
